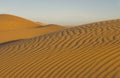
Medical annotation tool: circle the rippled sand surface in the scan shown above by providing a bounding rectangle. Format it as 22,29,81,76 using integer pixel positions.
0,19,120,78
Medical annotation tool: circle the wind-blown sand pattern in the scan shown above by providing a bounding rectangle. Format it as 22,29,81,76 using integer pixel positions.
0,19,120,78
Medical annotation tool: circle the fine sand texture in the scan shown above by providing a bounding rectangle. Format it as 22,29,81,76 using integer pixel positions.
0,19,120,78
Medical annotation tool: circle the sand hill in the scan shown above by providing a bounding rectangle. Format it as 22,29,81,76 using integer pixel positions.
0,19,120,77
0,14,41,30
0,14,65,43
0,25,65,43
36,22,47,26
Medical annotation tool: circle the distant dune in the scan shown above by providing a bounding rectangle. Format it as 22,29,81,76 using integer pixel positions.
0,14,65,43
0,14,41,30
0,19,120,77
36,22,47,26
0,25,65,43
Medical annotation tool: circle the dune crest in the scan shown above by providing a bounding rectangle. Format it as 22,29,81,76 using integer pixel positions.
0,25,65,43
0,14,40,30
36,22,47,26
0,19,120,77
0,14,66,43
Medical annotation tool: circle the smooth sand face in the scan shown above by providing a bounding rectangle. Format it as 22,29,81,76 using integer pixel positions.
0,14,65,43
0,25,65,43
0,19,120,77
36,22,47,26
0,14,41,30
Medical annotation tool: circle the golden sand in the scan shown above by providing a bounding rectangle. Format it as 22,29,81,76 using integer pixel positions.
0,14,65,43
0,19,120,77
0,25,65,43
0,14,41,30
36,22,47,26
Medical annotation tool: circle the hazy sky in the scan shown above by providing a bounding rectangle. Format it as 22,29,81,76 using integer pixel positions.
0,0,120,25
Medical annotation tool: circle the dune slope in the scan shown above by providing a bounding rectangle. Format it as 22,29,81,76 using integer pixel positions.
0,19,120,78
0,25,65,43
0,14,40,30
0,14,65,43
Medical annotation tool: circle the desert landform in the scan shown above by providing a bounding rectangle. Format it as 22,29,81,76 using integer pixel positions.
0,14,120,78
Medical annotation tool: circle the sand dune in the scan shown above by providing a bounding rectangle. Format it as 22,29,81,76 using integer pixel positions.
0,14,65,43
0,14,41,30
0,25,65,43
36,22,47,26
0,19,120,78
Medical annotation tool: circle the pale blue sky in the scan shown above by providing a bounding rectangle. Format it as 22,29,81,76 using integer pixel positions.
0,0,120,25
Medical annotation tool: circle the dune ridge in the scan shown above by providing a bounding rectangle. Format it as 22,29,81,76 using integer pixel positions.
0,19,120,77
0,14,66,43
0,14,41,30
0,25,65,43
